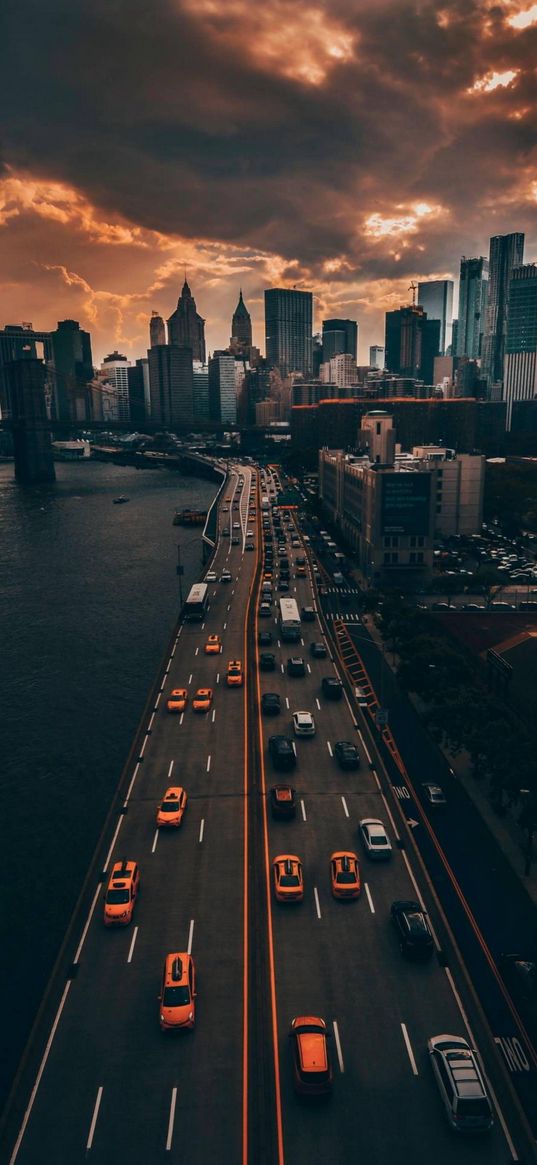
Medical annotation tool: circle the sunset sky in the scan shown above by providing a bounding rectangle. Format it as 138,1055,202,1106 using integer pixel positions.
2,0,537,365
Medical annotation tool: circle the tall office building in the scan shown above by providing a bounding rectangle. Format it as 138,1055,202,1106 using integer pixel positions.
208,351,237,425
192,363,210,419
417,281,454,355
456,257,489,359
385,305,439,380
265,288,313,376
148,345,194,427
369,345,385,370
322,318,358,362
4,358,56,482
100,352,131,421
503,264,537,430
149,311,166,347
51,319,94,422
229,290,252,356
482,232,525,387
167,279,206,363
127,359,151,426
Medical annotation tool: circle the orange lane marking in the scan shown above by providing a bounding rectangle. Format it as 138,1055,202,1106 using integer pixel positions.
242,471,256,1165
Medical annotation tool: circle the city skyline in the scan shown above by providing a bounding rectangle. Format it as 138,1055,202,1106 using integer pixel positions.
2,2,537,364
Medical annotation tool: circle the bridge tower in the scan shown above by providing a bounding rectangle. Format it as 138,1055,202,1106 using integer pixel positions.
5,358,56,483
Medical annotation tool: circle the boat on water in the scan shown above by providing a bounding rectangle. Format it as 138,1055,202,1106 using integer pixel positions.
173,507,207,526
113,496,130,504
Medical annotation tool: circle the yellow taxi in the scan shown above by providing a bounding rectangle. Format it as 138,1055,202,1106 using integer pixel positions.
204,635,222,655
166,688,188,713
159,953,197,1031
272,855,304,902
263,571,273,581
289,1016,333,1094
103,859,140,926
156,787,188,828
226,659,243,687
192,688,213,712
330,851,361,899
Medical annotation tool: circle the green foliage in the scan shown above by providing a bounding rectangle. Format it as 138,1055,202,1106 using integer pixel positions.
485,460,537,535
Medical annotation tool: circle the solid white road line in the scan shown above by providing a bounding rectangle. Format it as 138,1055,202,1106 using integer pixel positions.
166,1088,178,1152
207,755,211,772
154,692,162,708
179,712,184,726
224,621,227,629
313,887,322,919
104,815,125,871
199,818,205,844
306,663,311,673
300,799,307,821
151,830,159,854
285,697,289,709
281,663,285,673
201,623,205,631
86,1086,104,1151
8,980,72,1165
216,672,220,684
168,760,174,777
380,792,401,841
187,918,195,955
188,673,193,684
148,712,155,731
357,730,372,765
127,926,139,964
333,1021,345,1073
341,796,349,818
212,709,216,723
326,740,333,757
195,647,199,656
139,735,148,757
315,698,321,710
125,761,141,802
364,883,375,914
401,1023,418,1076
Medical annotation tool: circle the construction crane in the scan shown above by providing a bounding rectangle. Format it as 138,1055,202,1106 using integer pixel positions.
408,281,418,306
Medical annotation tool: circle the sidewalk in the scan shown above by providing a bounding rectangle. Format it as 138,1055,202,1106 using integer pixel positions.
360,609,537,911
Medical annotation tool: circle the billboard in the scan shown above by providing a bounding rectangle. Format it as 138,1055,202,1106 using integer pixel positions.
381,473,430,535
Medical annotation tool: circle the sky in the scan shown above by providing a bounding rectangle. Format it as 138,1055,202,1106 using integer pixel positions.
1,0,537,366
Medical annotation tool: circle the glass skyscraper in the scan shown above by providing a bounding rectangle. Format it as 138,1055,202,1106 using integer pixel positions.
503,264,537,430
264,288,313,376
481,232,525,387
417,281,453,355
456,257,489,359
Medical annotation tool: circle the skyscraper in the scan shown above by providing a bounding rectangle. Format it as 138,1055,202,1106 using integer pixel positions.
149,311,166,348
322,318,358,362
481,232,525,387
52,319,94,422
100,352,131,421
417,281,454,355
167,279,206,363
230,290,252,355
456,257,489,359
265,288,313,376
369,345,385,370
208,351,237,424
503,264,537,430
148,345,194,427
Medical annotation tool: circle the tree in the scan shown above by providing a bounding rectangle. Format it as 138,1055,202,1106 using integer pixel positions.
472,565,505,608
430,574,463,606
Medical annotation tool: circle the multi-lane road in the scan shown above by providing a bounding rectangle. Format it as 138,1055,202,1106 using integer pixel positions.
1,463,534,1164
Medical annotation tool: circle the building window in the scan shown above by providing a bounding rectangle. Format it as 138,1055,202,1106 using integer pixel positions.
436,504,442,513
392,552,399,563
418,536,424,547
417,552,424,563
392,536,399,547
384,536,391,547
409,552,416,563
383,552,391,564
410,536,416,548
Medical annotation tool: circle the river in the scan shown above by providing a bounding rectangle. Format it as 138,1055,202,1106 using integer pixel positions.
0,459,219,1108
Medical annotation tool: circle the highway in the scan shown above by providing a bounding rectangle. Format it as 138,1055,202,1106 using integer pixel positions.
2,462,533,1164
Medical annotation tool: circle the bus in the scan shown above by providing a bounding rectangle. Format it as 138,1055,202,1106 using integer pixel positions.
183,582,209,620
279,597,301,642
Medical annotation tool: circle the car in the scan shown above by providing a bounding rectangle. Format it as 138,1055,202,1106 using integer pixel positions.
292,710,316,737
268,734,297,770
330,851,361,899
359,818,392,860
233,522,240,530
258,630,273,646
269,784,297,819
354,685,369,708
262,692,281,716
263,571,273,581
231,536,240,545
222,527,230,537
301,605,315,621
321,676,343,700
204,634,222,655
259,601,272,617
391,900,434,959
156,786,188,828
245,542,255,551
287,657,305,677
272,854,304,901
334,741,360,770
205,571,217,582
422,782,447,808
432,602,449,610
289,1016,332,1095
310,641,327,659
159,952,196,1031
227,659,243,686
428,1034,494,1133
166,687,188,713
278,580,290,592
499,954,537,1011
103,859,140,926
222,507,229,513
220,570,232,583
259,652,276,671
192,687,213,712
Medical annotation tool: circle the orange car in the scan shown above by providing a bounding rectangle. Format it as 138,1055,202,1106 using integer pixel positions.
204,635,222,655
272,855,304,902
192,688,213,712
103,859,140,926
289,1016,333,1094
166,688,188,713
226,659,243,687
156,787,188,828
330,851,361,899
159,952,197,1031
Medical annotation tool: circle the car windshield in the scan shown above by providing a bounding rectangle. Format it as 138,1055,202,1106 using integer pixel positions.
106,888,130,904
163,986,190,1006
459,1098,491,1118
160,802,179,813
280,874,300,886
336,872,356,883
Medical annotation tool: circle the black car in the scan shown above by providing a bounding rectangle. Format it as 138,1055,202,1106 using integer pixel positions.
268,735,297,770
301,606,316,622
499,954,537,1019
321,676,343,700
280,568,290,581
310,642,327,659
334,741,360,770
287,657,306,677
269,784,297,819
259,652,276,671
390,900,434,959
279,580,290,592
258,630,273,646
262,692,281,716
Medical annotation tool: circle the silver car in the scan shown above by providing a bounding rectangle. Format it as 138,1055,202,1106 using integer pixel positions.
358,818,392,860
428,1034,493,1133
292,711,316,737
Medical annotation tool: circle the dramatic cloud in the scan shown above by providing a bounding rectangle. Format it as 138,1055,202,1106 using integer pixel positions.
1,0,537,361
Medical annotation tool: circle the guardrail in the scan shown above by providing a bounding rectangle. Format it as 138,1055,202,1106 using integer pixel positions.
201,467,227,559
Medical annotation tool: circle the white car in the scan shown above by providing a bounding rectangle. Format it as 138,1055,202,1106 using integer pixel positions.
359,818,392,860
354,685,369,708
220,570,232,583
205,571,217,582
292,711,316,737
